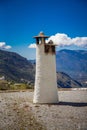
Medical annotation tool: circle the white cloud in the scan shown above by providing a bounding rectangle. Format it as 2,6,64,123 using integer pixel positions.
4,45,11,49
0,42,5,47
72,37,87,48
28,43,36,48
0,42,11,49
47,33,87,48
28,33,87,49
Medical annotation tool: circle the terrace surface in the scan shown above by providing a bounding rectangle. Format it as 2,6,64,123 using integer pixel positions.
0,90,87,130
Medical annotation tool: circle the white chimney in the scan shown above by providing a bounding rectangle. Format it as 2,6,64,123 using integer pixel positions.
33,32,58,103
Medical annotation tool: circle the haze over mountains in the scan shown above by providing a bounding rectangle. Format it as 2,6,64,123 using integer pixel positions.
29,49,87,85
0,49,87,88
56,49,87,84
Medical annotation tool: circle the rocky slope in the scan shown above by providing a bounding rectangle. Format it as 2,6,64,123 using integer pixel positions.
0,50,35,82
56,49,87,83
57,72,82,88
0,49,83,88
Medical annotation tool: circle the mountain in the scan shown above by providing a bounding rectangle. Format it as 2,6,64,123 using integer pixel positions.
57,72,82,88
0,49,35,82
29,60,36,65
56,49,87,84
0,49,83,88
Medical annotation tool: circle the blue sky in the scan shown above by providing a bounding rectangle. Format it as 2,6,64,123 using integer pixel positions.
0,0,87,59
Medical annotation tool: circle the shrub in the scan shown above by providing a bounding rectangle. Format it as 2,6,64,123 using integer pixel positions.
0,80,10,90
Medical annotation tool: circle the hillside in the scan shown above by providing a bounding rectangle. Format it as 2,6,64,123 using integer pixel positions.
56,49,87,83
0,49,83,88
57,72,82,88
0,50,35,82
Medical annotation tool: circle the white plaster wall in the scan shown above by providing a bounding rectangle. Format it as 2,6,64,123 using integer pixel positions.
33,44,58,103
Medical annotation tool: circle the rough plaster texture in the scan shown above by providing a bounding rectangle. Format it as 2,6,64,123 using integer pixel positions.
33,44,58,103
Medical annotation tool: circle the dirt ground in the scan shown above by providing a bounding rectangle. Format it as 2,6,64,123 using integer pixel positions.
0,90,87,130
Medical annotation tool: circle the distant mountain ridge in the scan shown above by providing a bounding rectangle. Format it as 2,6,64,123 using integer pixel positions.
56,49,87,84
0,49,84,88
29,49,87,84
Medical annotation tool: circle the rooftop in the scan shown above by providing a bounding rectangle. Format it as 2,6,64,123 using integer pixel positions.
33,31,49,38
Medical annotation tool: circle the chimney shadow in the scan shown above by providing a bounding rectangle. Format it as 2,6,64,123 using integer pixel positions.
47,102,87,107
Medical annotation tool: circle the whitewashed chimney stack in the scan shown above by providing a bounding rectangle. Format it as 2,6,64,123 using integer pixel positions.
33,32,58,103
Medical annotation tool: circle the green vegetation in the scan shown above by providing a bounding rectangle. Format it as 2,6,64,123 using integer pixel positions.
0,49,85,88
0,80,34,90
0,80,10,90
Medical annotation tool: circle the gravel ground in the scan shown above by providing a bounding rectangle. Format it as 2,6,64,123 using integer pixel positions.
0,90,87,130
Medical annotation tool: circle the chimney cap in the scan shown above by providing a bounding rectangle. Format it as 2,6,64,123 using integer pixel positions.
33,31,49,38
